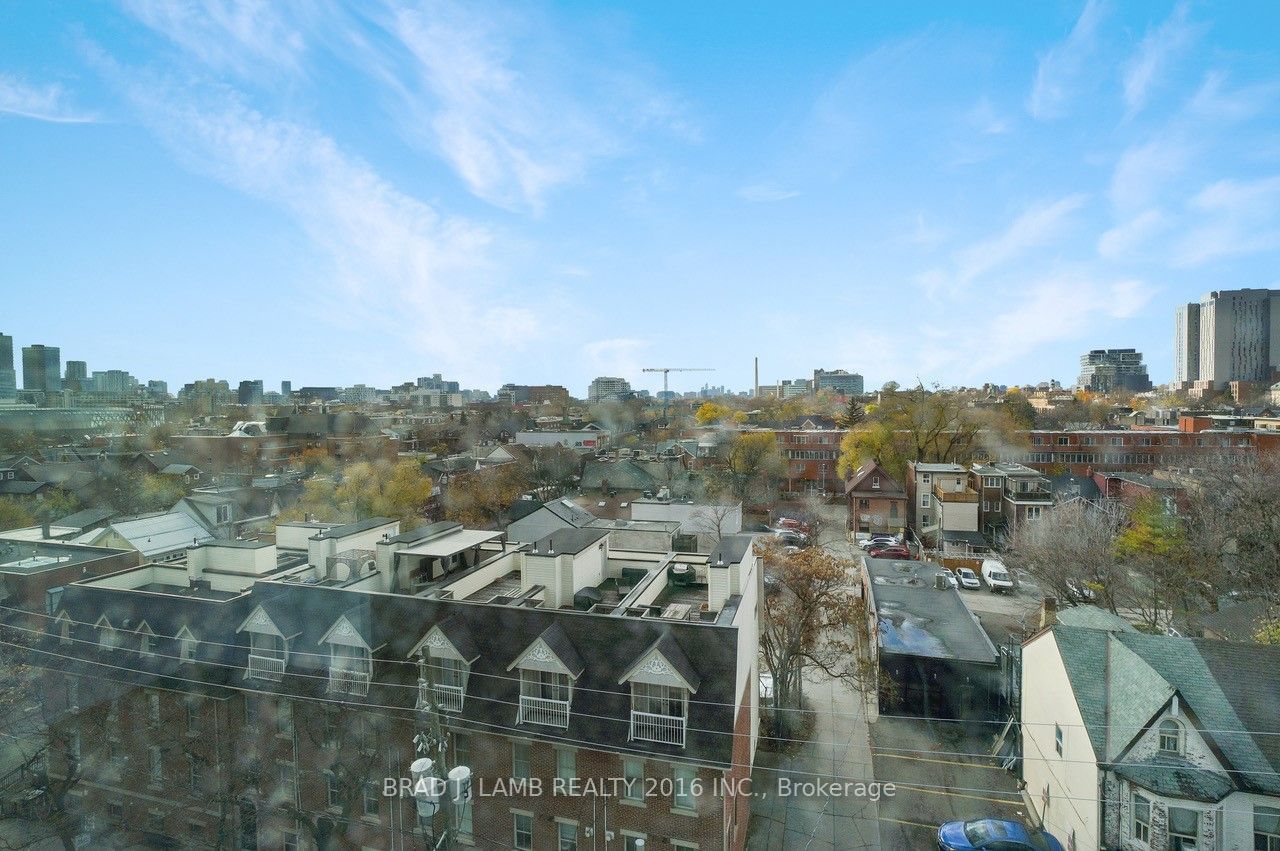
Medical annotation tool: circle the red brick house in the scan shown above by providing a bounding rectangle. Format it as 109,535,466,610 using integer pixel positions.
844,461,907,535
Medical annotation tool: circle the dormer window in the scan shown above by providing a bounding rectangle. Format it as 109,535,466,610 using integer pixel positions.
1158,718,1183,754
320,614,374,697
620,634,700,748
871,476,880,489
410,618,478,713
176,626,197,663
54,611,71,645
95,615,119,651
509,625,583,729
137,622,155,657
236,606,293,682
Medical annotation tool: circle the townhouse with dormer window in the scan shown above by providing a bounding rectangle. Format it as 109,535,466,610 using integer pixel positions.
35,518,762,850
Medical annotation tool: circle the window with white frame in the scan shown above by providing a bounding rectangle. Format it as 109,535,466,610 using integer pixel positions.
513,812,533,851
623,835,646,851
1256,805,1280,851
1132,793,1151,843
623,759,644,801
1168,806,1199,851
557,821,577,851
512,741,531,780
1054,724,1063,756
1158,718,1182,754
362,781,379,817
921,473,932,485
673,765,698,811
326,772,342,809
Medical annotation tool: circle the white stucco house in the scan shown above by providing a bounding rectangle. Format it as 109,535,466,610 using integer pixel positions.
1021,614,1280,851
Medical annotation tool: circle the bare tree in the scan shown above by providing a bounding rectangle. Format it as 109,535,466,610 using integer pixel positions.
1005,501,1129,613
689,503,737,547
757,542,875,739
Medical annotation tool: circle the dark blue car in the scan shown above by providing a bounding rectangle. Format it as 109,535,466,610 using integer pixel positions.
937,818,1066,851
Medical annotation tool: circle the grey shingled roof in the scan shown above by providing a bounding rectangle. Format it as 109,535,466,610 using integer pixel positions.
1050,625,1280,796
542,499,597,528
1056,605,1136,633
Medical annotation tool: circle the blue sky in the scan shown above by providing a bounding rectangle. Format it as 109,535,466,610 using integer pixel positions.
3,1,1280,397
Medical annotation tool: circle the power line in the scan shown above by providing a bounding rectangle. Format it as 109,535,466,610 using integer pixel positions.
9,604,1280,741
8,637,1280,821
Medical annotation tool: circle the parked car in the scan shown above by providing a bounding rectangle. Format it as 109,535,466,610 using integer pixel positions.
1064,578,1097,603
776,517,812,534
955,567,981,589
937,818,1064,850
858,533,898,550
981,559,1014,593
773,530,810,548
867,545,911,560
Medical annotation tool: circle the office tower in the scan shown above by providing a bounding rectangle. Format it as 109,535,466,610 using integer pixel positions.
22,344,61,394
587,376,632,402
1176,289,1280,387
0,332,14,401
1077,349,1153,393
281,380,292,397
147,380,169,398
64,360,88,392
238,379,265,406
812,368,864,396
1174,303,1201,385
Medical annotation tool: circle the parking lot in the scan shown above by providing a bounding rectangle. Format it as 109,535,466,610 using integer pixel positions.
871,716,1029,849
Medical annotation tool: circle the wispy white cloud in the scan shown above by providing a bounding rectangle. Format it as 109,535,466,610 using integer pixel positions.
378,0,693,213
123,0,308,78
965,96,1012,136
0,74,97,123
1122,2,1199,115
1097,208,1170,258
736,183,799,203
1173,175,1280,265
98,59,546,380
1187,71,1279,122
960,275,1155,375
947,194,1089,289
1028,0,1107,120
1108,137,1192,211
581,338,649,383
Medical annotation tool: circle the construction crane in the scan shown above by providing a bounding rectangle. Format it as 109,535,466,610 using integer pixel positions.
642,367,715,422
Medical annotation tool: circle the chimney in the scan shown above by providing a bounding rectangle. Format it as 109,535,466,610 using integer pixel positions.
1039,596,1059,629
935,573,948,590
41,521,51,540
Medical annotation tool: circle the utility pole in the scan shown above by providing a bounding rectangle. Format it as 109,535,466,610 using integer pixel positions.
411,648,470,850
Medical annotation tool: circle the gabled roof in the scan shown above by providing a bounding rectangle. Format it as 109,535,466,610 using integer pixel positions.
542,498,597,527
83,511,214,557
1048,625,1280,795
55,508,116,532
845,460,906,497
236,602,303,640
407,615,480,663
618,633,701,693
507,623,585,678
318,610,373,651
580,459,656,492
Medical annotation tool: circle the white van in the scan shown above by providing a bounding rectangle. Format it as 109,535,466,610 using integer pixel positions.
981,559,1014,593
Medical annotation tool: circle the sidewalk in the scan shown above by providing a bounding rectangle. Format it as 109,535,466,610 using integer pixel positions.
748,508,882,850
747,673,882,850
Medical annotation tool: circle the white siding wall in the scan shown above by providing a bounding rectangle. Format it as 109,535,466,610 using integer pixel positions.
1022,631,1101,850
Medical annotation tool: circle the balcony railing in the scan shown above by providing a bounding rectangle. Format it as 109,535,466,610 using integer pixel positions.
630,710,686,746
517,695,570,728
1004,486,1053,502
328,666,372,696
417,680,464,713
247,653,285,681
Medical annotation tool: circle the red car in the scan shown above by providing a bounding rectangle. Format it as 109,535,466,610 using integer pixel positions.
775,517,812,534
867,545,912,560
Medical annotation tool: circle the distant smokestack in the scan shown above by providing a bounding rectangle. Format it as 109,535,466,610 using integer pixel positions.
754,357,759,398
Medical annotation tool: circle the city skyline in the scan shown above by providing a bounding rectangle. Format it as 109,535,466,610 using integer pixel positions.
4,2,1280,392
